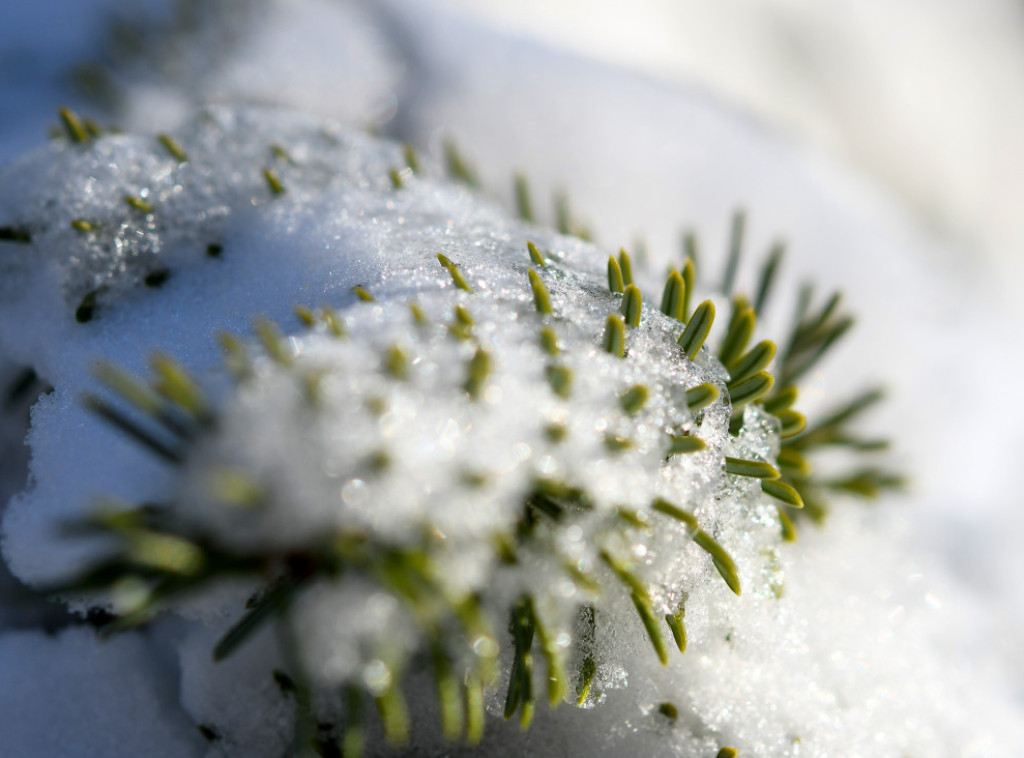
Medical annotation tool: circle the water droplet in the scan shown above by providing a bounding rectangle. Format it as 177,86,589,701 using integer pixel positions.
341,479,368,506
472,636,498,657
362,659,392,694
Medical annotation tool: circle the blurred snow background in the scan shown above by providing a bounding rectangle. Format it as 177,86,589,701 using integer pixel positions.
1,0,1023,753
450,0,1024,271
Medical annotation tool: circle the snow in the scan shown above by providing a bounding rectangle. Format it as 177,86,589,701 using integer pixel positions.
0,0,143,162
0,626,203,757
0,1,1022,757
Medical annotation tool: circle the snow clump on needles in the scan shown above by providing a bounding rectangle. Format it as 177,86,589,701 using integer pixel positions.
0,106,1010,757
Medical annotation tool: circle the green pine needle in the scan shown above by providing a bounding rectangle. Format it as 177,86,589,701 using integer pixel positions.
150,352,210,421
620,384,649,415
719,306,755,367
607,256,625,294
728,340,776,385
777,410,807,438
157,134,188,162
437,253,473,292
504,600,536,723
667,435,707,455
403,143,420,174
465,673,485,745
528,597,568,707
722,209,745,295
788,388,885,450
443,139,480,188
253,317,292,365
660,269,686,322
515,174,534,223
778,288,855,386
575,607,597,705
59,107,90,143
695,536,742,596
682,232,700,283
603,314,626,357
685,383,719,413
679,300,716,360
761,479,804,508
539,326,560,356
124,196,154,213
463,349,491,399
777,504,798,542
527,240,546,267
650,498,741,595
777,447,812,478
263,168,285,195
409,302,428,326
618,248,634,287
205,466,264,508
93,361,164,417
340,685,365,757
632,592,670,665
763,385,798,413
728,371,774,407
621,284,642,327
454,305,474,326
217,332,252,379
214,575,305,661
384,345,409,380
83,118,102,138
754,241,784,315
554,192,571,235
528,269,553,315
431,644,464,740
600,551,669,665
725,457,780,479
665,606,687,653
603,434,632,452
822,468,906,499
374,678,411,745
545,365,573,399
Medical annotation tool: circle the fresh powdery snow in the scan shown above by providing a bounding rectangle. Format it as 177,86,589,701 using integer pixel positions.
0,2,1021,758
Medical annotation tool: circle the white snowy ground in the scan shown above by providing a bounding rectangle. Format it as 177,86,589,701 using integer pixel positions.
0,1,1022,756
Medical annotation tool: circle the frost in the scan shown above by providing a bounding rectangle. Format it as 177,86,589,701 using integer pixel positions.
0,107,415,311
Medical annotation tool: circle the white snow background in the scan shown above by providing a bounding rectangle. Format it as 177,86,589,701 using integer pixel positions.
0,1,1022,756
